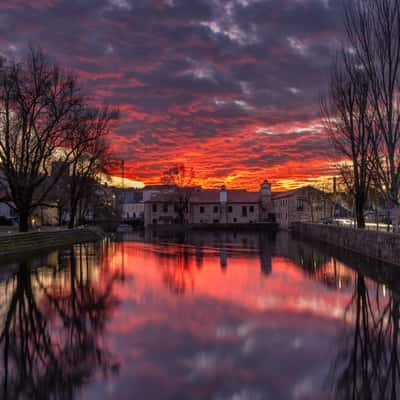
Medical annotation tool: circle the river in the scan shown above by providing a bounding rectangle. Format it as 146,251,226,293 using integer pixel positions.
0,230,398,399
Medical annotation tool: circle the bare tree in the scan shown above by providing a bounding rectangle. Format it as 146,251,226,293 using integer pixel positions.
322,56,375,228
66,107,117,228
343,0,400,230
0,48,84,231
162,164,194,224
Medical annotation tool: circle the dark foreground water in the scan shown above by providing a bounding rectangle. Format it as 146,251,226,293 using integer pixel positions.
0,231,399,400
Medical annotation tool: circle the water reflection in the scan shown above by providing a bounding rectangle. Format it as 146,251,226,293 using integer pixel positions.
332,276,400,399
0,243,121,400
1,232,400,399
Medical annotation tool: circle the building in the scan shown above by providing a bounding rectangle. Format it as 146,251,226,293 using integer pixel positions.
144,181,333,228
143,185,178,202
144,181,275,226
115,188,144,220
189,187,261,224
0,201,14,219
273,186,333,228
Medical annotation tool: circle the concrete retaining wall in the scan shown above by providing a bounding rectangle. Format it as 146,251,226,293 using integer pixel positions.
291,223,400,266
0,227,105,257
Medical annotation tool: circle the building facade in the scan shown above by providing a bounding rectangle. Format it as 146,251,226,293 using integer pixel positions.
144,181,275,226
144,181,332,228
115,188,144,220
273,186,333,228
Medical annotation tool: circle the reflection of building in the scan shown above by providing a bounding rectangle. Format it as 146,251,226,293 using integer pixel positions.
275,231,354,290
259,236,272,275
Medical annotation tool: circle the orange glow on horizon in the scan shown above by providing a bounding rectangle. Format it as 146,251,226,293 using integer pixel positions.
107,118,337,192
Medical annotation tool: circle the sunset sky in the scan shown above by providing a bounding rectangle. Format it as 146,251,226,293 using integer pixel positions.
0,0,344,191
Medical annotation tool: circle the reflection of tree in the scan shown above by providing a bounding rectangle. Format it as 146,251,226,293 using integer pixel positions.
0,244,120,399
258,234,272,275
160,246,194,296
332,274,400,399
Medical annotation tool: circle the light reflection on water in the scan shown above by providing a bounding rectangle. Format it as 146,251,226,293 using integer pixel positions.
0,231,399,399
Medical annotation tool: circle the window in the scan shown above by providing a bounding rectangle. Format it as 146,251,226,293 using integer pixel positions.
213,206,219,213
296,199,304,211
163,204,168,213
249,206,254,213
200,206,205,214
228,206,233,213
242,206,247,217
233,218,237,223
152,204,157,212
213,219,219,223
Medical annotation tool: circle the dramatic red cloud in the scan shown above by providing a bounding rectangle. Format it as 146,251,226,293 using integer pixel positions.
0,0,344,191
108,118,336,191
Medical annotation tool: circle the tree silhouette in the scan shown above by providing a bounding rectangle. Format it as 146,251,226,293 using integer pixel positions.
0,243,120,399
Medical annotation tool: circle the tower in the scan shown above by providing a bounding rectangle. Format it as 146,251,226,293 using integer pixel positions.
260,180,273,221
219,185,228,223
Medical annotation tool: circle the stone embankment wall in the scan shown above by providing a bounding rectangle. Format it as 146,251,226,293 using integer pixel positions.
0,227,105,257
291,223,400,266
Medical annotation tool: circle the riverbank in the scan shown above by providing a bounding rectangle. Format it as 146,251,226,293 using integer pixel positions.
291,222,400,266
0,227,106,257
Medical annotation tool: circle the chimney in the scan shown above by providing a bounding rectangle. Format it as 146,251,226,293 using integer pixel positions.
220,185,227,203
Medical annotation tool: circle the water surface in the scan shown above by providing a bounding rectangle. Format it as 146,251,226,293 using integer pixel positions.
0,231,399,399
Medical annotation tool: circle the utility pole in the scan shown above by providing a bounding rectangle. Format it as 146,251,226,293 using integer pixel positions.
121,160,125,189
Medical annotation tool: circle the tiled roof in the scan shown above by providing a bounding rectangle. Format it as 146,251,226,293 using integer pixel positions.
226,190,260,203
146,192,180,203
272,186,326,200
147,189,260,203
143,184,177,190
190,190,219,203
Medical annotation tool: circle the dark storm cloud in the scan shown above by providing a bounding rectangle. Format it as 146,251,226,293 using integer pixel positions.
0,0,344,188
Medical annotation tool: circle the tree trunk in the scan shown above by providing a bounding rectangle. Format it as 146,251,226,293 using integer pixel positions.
392,206,400,233
57,205,63,226
18,210,30,232
355,197,365,229
68,203,78,229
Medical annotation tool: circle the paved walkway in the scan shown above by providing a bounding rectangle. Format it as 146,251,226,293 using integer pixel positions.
0,226,70,236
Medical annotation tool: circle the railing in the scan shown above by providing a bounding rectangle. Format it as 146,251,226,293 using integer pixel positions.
316,218,396,233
